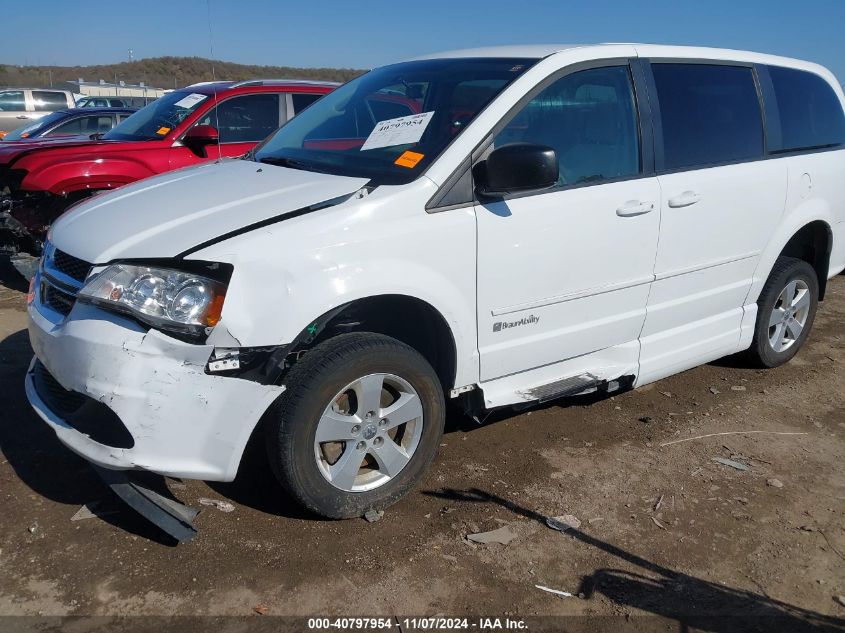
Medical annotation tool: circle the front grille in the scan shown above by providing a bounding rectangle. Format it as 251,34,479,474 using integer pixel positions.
33,360,86,416
32,360,135,448
52,248,91,283
38,243,91,318
42,282,76,316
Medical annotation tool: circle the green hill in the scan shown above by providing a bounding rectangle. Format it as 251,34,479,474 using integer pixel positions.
0,56,366,90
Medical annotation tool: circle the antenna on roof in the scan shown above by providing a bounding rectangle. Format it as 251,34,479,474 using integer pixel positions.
206,0,222,161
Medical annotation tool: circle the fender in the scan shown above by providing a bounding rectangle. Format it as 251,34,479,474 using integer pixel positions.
744,196,834,306
212,260,479,390
19,153,157,196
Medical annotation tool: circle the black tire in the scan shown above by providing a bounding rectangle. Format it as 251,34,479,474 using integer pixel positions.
265,332,445,518
746,256,819,368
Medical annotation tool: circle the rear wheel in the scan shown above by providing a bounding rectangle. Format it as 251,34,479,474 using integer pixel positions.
746,256,818,368
265,332,445,518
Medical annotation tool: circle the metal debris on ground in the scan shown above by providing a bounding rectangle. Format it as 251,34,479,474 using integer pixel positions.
27,522,38,535
660,431,808,447
535,585,573,598
198,498,235,513
466,525,518,545
712,457,749,471
654,494,664,512
546,514,581,532
70,501,119,522
767,478,784,488
363,509,384,523
651,516,667,530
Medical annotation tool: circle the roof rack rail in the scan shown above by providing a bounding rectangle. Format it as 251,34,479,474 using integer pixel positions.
183,81,228,88
229,78,341,88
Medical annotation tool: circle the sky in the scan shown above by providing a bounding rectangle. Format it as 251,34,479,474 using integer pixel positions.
1,0,843,83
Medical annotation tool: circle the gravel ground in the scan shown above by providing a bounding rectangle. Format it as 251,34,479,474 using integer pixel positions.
0,262,843,631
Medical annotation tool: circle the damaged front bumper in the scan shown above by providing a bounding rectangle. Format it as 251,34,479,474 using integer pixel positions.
25,297,284,482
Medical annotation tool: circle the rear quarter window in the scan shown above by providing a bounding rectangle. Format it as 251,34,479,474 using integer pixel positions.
767,66,845,152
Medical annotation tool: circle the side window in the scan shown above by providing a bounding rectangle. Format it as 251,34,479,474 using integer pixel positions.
492,65,640,186
651,64,763,170
44,118,83,136
84,116,114,134
291,93,322,114
32,91,69,112
0,90,26,111
197,93,280,143
767,66,845,152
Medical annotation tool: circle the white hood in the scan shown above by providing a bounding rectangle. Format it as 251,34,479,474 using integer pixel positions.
50,159,369,263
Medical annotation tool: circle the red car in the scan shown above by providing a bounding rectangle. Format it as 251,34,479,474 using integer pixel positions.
0,80,336,260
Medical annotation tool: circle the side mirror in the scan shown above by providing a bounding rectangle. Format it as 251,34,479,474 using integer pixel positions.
475,142,558,197
183,125,219,156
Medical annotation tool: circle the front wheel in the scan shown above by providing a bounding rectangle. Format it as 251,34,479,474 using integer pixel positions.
265,332,445,518
746,256,819,368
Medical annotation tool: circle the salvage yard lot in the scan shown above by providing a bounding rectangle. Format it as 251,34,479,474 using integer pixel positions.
0,267,843,626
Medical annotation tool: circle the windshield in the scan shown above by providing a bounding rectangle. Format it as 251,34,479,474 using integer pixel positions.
253,58,536,185
2,111,67,141
103,90,210,141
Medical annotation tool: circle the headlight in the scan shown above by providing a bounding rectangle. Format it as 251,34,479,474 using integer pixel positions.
78,263,227,335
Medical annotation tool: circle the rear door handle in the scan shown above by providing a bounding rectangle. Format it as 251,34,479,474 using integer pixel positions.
667,191,702,208
616,200,654,217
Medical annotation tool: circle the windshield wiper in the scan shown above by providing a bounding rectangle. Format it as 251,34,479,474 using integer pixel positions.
258,156,311,170
258,156,335,175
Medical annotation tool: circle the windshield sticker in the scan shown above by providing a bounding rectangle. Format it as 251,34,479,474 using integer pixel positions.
156,126,171,136
360,111,434,151
173,93,208,109
394,150,424,168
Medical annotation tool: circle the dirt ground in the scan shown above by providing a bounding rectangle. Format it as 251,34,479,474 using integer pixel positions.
0,263,843,631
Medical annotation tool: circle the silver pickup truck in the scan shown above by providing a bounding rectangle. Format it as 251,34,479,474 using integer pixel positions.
0,88,75,137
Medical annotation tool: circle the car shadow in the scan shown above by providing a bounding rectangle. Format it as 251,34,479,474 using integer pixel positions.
423,487,845,633
0,327,181,545
204,420,321,521
0,256,30,293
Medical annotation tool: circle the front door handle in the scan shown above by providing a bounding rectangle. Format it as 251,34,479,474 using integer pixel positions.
667,191,702,208
616,200,654,217
16,115,30,120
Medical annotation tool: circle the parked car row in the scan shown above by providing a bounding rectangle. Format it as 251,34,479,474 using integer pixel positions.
0,88,155,140
1,107,138,142
0,79,335,263
19,44,845,533
0,88,76,137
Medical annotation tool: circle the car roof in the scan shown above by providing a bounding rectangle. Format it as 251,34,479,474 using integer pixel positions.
414,44,582,59
183,79,340,94
54,107,138,116
414,43,830,75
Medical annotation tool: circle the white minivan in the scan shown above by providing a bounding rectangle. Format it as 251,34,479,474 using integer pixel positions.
25,45,845,519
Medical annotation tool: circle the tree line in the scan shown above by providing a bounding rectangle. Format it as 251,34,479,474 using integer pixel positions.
0,56,366,89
